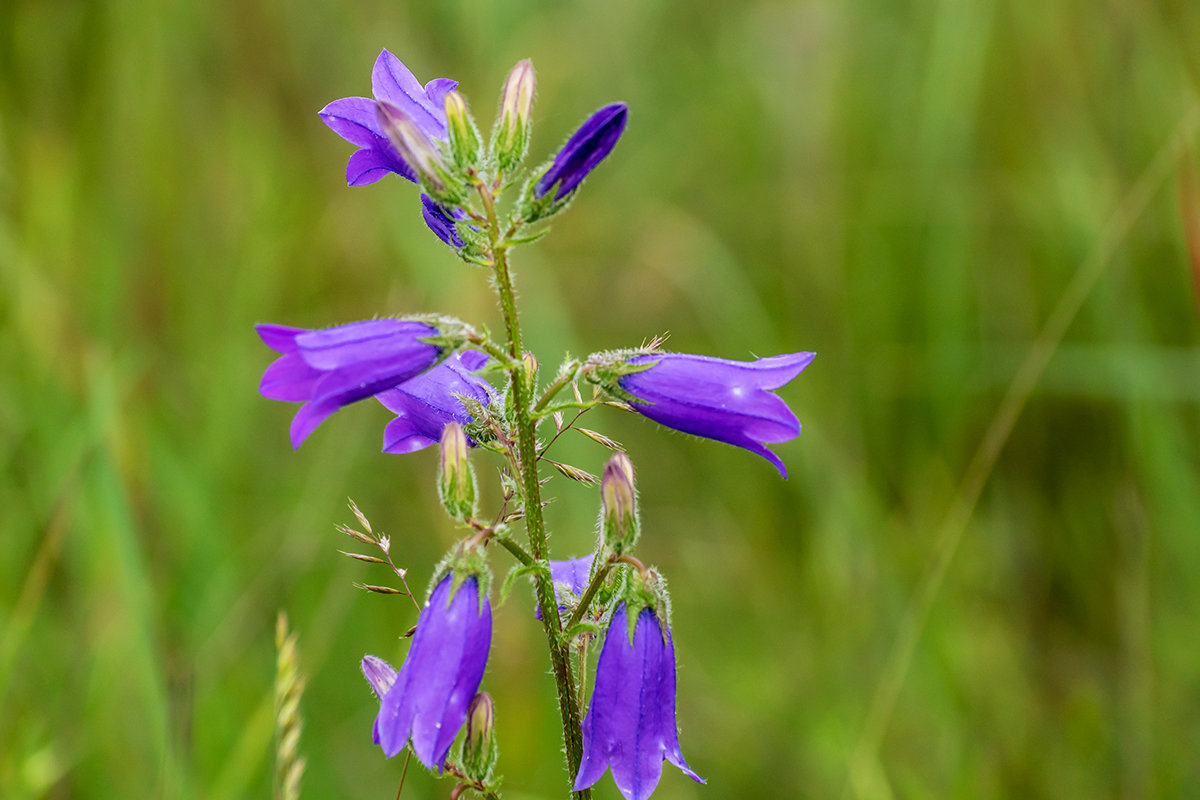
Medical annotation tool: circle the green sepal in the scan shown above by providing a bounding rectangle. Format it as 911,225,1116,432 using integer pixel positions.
501,227,551,248
499,561,549,606
406,314,478,351
516,162,573,223
428,541,491,611
583,345,665,405
614,565,670,646
560,620,603,645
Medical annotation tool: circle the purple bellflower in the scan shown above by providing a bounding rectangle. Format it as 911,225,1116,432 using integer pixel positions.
376,349,495,454
535,103,628,201
372,572,492,770
319,50,457,186
619,351,815,478
574,602,704,800
256,319,443,448
536,555,595,620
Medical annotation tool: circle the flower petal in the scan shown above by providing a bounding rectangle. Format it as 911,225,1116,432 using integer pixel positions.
371,49,447,139
347,147,414,185
537,555,595,620
376,351,494,454
288,398,340,449
612,608,667,800
423,78,459,110
294,320,438,370
256,324,304,354
259,353,320,402
319,96,387,148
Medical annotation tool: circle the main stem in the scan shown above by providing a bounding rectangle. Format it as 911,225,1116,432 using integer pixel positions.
480,187,589,798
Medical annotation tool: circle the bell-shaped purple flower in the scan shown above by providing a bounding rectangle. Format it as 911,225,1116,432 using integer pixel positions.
574,603,704,800
256,319,443,448
319,50,457,186
618,351,815,478
372,573,492,770
536,555,595,620
375,350,494,454
535,103,628,201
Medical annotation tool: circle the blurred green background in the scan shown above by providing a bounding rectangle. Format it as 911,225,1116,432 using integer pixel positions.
4,0,1200,797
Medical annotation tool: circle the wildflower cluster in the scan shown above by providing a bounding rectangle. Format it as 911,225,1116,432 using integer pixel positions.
258,49,814,800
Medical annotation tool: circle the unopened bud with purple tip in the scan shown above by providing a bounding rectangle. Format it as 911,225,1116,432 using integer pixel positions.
376,100,458,202
493,59,536,172
460,691,498,781
600,452,639,553
361,654,398,700
439,422,476,522
522,103,627,222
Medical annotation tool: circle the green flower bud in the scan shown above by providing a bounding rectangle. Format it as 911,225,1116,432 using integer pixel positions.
460,691,498,781
492,59,535,173
523,351,539,393
438,422,476,522
443,90,482,170
600,452,639,552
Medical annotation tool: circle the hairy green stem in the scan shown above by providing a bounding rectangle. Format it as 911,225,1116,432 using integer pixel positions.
478,185,589,798
533,368,580,414
493,533,534,567
565,564,613,630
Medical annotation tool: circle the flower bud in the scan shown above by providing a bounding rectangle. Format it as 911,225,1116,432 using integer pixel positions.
438,422,476,522
522,351,538,393
527,103,627,215
376,100,455,200
600,452,639,552
443,90,482,170
360,654,397,700
492,59,535,172
460,691,498,781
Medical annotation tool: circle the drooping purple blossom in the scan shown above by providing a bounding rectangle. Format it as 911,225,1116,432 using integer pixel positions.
574,603,704,800
375,350,494,454
319,50,457,186
536,555,595,620
372,573,492,770
535,103,628,201
256,319,443,448
421,193,470,248
618,351,815,478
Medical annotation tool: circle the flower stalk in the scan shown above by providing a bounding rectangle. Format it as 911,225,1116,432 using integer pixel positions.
478,180,590,797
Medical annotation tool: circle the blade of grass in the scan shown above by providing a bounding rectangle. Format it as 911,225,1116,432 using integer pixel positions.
843,100,1200,800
